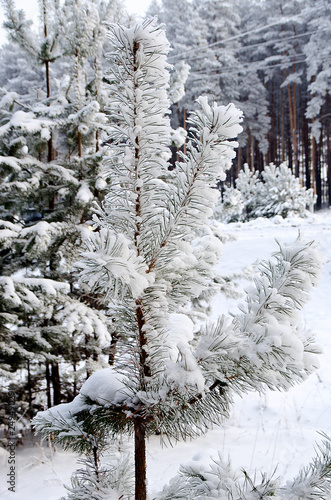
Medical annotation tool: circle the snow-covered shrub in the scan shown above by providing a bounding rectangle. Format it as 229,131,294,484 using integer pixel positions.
258,163,316,218
216,163,316,223
235,164,262,219
214,186,243,223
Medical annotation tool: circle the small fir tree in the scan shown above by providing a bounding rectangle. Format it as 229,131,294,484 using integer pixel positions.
217,162,316,222
33,20,328,500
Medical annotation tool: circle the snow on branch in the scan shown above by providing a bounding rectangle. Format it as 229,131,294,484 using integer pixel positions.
78,229,153,299
196,237,324,396
156,434,331,499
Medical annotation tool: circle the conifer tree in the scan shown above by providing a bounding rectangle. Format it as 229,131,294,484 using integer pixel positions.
0,0,123,421
31,20,329,500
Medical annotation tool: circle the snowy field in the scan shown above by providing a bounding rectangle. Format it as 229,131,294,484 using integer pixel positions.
1,209,331,499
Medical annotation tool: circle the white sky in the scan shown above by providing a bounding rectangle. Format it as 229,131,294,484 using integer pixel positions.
0,0,153,45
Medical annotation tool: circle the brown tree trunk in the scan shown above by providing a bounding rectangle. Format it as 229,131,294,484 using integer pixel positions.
46,361,52,408
237,145,242,175
246,127,251,170
134,418,147,500
183,107,187,155
281,83,285,162
27,360,33,418
302,100,311,189
51,363,61,405
250,134,255,171
43,1,53,164
326,92,331,206
132,40,150,500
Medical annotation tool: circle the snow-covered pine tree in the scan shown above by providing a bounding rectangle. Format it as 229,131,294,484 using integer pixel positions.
33,20,326,500
0,0,123,423
217,162,315,222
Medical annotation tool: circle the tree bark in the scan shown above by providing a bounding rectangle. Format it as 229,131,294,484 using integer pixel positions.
27,360,33,418
134,418,147,500
302,97,310,189
281,81,285,162
51,362,61,405
326,92,331,206
45,361,52,408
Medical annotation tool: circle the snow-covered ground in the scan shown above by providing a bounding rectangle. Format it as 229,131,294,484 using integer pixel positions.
1,210,331,499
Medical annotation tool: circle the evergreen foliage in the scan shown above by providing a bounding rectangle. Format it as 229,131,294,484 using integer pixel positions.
32,20,327,500
0,0,124,426
217,163,315,222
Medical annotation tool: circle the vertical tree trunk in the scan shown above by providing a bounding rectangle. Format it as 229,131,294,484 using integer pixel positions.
134,418,147,500
250,134,255,171
270,81,277,163
132,40,150,500
45,361,52,408
51,362,61,405
27,360,33,418
237,145,242,175
246,127,251,170
316,130,323,208
326,92,331,206
302,96,311,189
281,81,285,162
183,107,187,155
312,133,318,207
43,1,53,164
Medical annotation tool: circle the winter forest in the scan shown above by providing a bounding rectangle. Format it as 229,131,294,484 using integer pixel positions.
1,0,331,499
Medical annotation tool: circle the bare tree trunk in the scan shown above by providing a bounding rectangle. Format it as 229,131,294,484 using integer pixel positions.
43,0,53,164
51,363,61,405
281,82,285,162
46,361,52,408
27,360,33,418
302,99,311,189
237,145,242,175
312,132,317,199
246,127,251,170
250,134,255,171
326,92,331,206
183,107,187,155
134,418,147,500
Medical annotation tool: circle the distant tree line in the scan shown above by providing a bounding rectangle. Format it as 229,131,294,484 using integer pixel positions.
150,0,331,208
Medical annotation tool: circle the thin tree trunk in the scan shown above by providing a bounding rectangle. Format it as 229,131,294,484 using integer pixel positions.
51,363,61,405
316,129,322,208
246,127,251,170
326,92,331,206
302,100,311,189
46,361,52,408
270,81,277,163
287,79,296,171
237,145,242,175
134,418,147,500
27,360,33,418
281,83,285,162
43,1,53,164
132,40,150,500
183,107,187,155
250,134,255,171
312,133,317,200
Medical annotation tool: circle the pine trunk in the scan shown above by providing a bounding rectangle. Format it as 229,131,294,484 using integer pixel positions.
51,363,61,405
134,418,147,500
281,82,285,162
302,97,311,189
326,92,331,206
45,361,52,408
